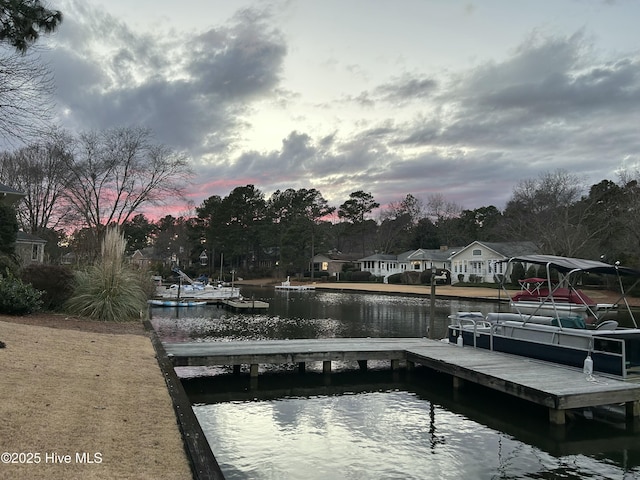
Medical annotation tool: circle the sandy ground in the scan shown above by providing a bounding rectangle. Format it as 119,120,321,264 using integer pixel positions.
0,316,192,480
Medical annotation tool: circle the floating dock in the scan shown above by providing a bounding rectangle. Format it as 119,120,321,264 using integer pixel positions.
221,299,269,311
163,338,640,425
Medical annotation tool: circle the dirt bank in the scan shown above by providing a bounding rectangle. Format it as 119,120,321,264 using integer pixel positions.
0,316,192,480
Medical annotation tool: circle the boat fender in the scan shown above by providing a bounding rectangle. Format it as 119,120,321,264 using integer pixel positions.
583,354,593,375
456,334,464,347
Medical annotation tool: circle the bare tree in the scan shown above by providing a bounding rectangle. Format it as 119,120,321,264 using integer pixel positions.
0,50,55,144
0,128,74,233
61,127,193,256
501,169,601,256
426,193,462,247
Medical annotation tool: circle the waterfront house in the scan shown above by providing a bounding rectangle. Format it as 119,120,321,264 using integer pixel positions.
449,241,538,284
359,247,458,282
311,252,361,279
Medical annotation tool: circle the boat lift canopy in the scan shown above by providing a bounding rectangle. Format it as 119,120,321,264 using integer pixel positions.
503,255,640,277
501,255,640,327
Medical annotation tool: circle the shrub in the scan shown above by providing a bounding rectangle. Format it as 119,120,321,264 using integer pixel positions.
401,271,421,284
0,270,43,315
510,262,526,286
387,273,403,284
65,228,148,322
21,264,75,311
349,271,372,282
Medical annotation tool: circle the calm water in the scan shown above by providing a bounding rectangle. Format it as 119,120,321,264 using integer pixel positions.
150,286,640,480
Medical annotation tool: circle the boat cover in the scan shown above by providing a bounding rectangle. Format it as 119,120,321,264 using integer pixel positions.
504,255,640,277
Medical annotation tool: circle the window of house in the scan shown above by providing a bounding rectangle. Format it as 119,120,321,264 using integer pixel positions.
472,249,482,256
31,244,39,261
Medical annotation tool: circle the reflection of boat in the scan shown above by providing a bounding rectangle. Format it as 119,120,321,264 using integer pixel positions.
448,255,640,379
511,277,617,320
148,299,207,307
274,276,315,291
155,268,241,301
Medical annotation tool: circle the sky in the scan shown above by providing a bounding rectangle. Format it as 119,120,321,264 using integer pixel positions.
31,0,640,218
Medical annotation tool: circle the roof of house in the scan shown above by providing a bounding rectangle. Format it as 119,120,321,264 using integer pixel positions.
398,248,464,262
451,241,538,259
16,231,46,244
0,183,25,205
358,253,398,262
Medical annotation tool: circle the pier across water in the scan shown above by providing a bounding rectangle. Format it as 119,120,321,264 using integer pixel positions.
163,337,640,425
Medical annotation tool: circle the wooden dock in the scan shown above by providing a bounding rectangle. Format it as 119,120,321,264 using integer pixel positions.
221,299,269,311
163,338,640,425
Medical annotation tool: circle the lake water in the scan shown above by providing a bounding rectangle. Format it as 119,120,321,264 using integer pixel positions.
150,286,640,480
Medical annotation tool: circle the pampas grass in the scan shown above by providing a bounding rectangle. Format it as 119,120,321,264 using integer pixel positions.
65,227,148,322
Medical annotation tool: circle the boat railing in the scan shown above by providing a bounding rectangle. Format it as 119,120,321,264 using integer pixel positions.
489,321,629,378
450,313,630,378
449,314,491,348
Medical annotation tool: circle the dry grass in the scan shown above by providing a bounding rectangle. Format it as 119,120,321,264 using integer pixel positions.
0,318,192,480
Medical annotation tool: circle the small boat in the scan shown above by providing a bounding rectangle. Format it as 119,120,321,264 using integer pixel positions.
275,276,315,291
448,255,640,379
155,268,242,300
148,299,207,307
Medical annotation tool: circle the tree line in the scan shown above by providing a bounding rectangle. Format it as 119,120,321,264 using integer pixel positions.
3,128,640,278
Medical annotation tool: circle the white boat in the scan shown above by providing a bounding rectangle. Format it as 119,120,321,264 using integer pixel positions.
148,299,207,307
155,268,242,301
448,255,640,379
274,276,315,291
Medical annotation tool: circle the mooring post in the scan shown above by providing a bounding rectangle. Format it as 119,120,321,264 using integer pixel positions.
323,361,331,374
626,400,640,419
548,408,566,425
250,363,259,377
429,268,436,339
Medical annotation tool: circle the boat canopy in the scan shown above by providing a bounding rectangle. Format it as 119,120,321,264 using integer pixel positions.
503,255,640,277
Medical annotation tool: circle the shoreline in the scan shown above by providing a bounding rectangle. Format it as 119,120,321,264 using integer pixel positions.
237,279,640,306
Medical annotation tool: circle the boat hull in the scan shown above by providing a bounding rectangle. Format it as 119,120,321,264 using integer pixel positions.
447,321,640,379
148,299,207,307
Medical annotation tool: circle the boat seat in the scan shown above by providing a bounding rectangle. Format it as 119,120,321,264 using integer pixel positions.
595,320,619,330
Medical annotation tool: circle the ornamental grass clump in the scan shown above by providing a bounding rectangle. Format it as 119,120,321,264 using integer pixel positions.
66,227,148,322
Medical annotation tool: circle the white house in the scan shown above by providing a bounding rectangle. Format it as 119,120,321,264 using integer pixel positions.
449,241,538,284
359,248,457,281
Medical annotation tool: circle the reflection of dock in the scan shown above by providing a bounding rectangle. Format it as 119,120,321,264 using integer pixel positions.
162,338,640,425
222,299,269,312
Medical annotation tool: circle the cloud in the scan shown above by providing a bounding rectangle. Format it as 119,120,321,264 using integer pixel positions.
36,2,640,216
47,1,287,156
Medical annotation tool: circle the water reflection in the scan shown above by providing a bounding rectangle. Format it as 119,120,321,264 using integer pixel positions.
185,369,640,480
150,286,499,342
151,287,640,480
